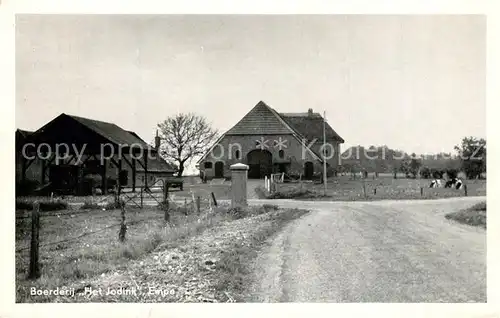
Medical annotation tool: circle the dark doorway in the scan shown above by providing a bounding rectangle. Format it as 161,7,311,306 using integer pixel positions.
277,163,287,174
214,161,224,178
49,164,79,195
247,149,273,179
119,170,129,186
304,161,314,180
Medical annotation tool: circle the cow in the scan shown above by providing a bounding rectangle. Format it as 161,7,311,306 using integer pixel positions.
429,179,442,188
444,178,463,189
454,178,463,190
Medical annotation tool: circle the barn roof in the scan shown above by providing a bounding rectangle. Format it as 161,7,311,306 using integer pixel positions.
279,113,344,143
124,129,177,173
67,114,153,149
224,101,344,142
16,129,34,138
197,101,345,164
136,156,177,173
225,101,295,135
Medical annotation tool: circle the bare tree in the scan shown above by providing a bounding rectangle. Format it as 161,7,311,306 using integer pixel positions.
157,113,218,176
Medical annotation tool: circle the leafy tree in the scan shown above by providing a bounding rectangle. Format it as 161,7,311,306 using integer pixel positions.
430,168,445,179
157,113,219,176
420,166,431,179
409,153,422,178
446,168,458,180
400,153,421,178
454,137,486,179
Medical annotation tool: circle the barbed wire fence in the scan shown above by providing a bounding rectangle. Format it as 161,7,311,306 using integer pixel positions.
17,181,221,280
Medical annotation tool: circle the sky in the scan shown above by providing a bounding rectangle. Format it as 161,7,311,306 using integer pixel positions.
16,14,485,172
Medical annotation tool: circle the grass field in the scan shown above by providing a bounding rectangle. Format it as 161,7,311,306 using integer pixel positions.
15,198,308,302
445,201,487,228
268,176,486,201
15,204,231,301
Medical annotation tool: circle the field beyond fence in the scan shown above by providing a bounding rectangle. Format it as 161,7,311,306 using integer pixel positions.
262,175,486,201
15,198,298,302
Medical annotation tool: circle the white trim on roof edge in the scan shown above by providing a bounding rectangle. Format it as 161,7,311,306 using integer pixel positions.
197,101,326,165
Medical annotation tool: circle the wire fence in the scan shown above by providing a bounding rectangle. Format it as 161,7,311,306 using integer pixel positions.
16,184,221,279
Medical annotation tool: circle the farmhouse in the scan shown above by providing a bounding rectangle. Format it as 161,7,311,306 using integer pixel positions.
197,101,344,180
16,113,176,195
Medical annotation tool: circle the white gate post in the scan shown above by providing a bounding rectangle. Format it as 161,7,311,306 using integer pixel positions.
230,163,249,208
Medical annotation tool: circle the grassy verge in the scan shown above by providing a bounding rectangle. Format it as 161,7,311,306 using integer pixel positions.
445,201,486,229
16,204,231,302
260,177,486,201
16,202,309,303
213,207,308,302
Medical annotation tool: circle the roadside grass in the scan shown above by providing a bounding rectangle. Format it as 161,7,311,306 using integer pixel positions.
262,187,331,199
17,198,309,303
445,201,486,229
16,199,306,303
261,176,486,201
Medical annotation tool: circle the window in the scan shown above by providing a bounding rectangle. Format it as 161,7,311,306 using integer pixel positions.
235,150,241,160
278,150,284,158
204,162,213,169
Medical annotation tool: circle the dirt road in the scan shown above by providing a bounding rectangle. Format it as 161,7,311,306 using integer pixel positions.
248,197,486,302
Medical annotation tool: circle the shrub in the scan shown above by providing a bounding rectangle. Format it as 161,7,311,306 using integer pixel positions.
227,205,280,220
254,186,268,199
420,167,431,179
80,201,100,210
103,200,124,210
430,168,445,179
446,169,459,179
266,188,326,199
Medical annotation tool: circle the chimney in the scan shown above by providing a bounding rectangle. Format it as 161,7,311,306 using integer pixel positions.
308,108,313,117
154,129,161,151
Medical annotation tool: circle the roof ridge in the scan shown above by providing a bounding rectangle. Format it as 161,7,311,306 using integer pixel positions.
66,113,121,127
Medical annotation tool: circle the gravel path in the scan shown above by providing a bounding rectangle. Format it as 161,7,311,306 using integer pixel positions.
249,197,486,302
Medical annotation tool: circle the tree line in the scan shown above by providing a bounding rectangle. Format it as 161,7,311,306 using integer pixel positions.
153,112,485,180
340,137,486,180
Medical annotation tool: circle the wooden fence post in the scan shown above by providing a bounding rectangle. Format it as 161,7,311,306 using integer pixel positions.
29,202,41,279
196,196,201,214
184,198,188,215
362,179,367,198
118,202,127,242
163,184,170,223
191,192,196,214
420,187,423,196
464,184,468,196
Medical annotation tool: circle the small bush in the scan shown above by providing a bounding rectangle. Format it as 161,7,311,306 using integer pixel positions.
262,204,279,211
254,186,268,199
227,205,280,220
266,188,327,199
103,200,123,210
